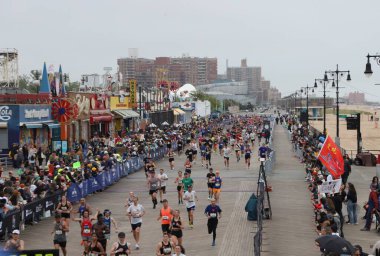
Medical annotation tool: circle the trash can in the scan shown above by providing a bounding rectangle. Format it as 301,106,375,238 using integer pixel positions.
245,193,258,221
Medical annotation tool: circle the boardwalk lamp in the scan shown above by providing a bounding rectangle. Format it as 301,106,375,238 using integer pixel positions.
364,53,380,77
324,65,351,146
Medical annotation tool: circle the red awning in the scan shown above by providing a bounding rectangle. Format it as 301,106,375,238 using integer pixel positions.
90,115,112,124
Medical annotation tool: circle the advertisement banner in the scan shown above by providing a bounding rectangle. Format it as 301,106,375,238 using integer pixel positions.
23,202,35,223
44,195,56,213
0,249,60,256
67,183,82,202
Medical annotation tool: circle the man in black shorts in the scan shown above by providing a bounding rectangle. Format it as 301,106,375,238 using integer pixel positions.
53,213,69,256
206,168,216,200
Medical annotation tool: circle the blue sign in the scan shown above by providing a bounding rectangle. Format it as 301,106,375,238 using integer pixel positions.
0,105,20,152
19,105,52,123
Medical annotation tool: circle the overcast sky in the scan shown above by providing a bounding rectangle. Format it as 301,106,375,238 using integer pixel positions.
2,0,380,102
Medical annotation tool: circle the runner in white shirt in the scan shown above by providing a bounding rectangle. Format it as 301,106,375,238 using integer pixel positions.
126,196,145,250
222,144,232,169
183,185,198,229
158,168,169,203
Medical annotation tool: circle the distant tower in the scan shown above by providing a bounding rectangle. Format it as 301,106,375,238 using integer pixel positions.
128,48,138,59
0,48,19,87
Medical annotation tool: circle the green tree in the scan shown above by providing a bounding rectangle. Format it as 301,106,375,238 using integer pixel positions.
18,74,38,93
67,81,80,92
190,91,220,111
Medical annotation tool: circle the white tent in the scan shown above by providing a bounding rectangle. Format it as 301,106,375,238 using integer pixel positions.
176,83,196,100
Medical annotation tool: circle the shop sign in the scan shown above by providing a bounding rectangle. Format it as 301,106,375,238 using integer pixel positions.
129,79,137,104
0,106,12,121
24,109,50,119
110,96,131,110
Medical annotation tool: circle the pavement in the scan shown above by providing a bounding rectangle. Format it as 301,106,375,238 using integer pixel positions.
8,135,262,255
3,121,380,255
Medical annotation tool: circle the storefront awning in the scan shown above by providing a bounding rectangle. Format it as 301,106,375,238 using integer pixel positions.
19,122,43,129
43,123,61,129
112,109,140,119
90,114,113,123
173,108,186,115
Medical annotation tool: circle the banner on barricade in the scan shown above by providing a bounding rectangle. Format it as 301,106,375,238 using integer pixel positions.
44,194,56,213
67,183,82,202
0,249,60,256
23,202,35,222
318,179,342,194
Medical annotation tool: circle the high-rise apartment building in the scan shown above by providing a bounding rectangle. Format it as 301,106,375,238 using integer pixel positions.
227,59,262,104
117,56,217,88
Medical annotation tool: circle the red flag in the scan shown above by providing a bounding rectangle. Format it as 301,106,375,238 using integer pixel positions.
317,136,344,178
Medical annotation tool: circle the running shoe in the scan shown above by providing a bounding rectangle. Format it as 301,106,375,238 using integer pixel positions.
212,240,216,246
135,244,140,250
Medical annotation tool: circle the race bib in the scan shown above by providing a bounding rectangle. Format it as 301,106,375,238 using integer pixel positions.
83,227,91,234
163,216,169,220
55,230,63,235
215,183,220,187
163,247,171,253
151,183,157,188
210,213,217,218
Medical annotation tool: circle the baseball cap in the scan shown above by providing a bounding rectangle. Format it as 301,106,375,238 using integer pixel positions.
12,229,20,235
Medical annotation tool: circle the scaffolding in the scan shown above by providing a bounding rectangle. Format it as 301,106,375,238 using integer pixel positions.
0,48,19,87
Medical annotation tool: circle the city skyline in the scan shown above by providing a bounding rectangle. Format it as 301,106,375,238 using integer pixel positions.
2,0,380,101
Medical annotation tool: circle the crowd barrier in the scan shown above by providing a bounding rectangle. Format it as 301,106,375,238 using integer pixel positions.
0,141,178,239
254,117,276,256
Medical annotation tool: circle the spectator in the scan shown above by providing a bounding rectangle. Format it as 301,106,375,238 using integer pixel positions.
345,182,358,225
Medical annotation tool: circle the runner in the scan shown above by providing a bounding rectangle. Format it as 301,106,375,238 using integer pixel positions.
157,199,174,234
110,232,131,256
190,139,198,165
148,171,161,209
245,144,252,169
174,171,184,205
200,142,206,167
206,168,216,200
156,232,175,256
92,213,109,253
183,185,198,229
167,149,175,171
125,192,135,208
4,230,24,252
184,159,192,176
250,131,256,147
205,145,212,169
182,172,193,193
86,233,105,256
172,245,186,256
170,209,184,246
258,143,268,160
75,198,92,218
177,138,183,155
72,209,97,254
212,171,223,203
56,195,73,226
184,148,193,163
204,198,222,246
52,213,69,256
222,144,231,169
234,140,241,162
126,196,145,250
103,209,118,241
158,169,169,203
218,139,224,156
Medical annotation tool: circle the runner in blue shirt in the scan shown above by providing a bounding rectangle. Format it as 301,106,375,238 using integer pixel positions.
258,143,268,160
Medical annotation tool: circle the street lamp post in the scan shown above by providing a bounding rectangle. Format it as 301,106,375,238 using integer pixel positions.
324,65,351,146
364,53,380,77
300,84,315,126
314,78,333,135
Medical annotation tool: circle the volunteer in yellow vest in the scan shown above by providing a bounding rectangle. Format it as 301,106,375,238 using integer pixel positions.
157,199,174,234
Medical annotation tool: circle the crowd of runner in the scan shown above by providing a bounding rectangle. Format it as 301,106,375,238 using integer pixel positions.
0,113,273,255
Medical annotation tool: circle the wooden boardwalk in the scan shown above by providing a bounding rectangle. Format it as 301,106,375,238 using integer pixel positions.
8,122,379,255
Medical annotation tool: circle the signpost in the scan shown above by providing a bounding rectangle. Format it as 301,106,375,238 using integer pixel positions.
346,113,362,154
